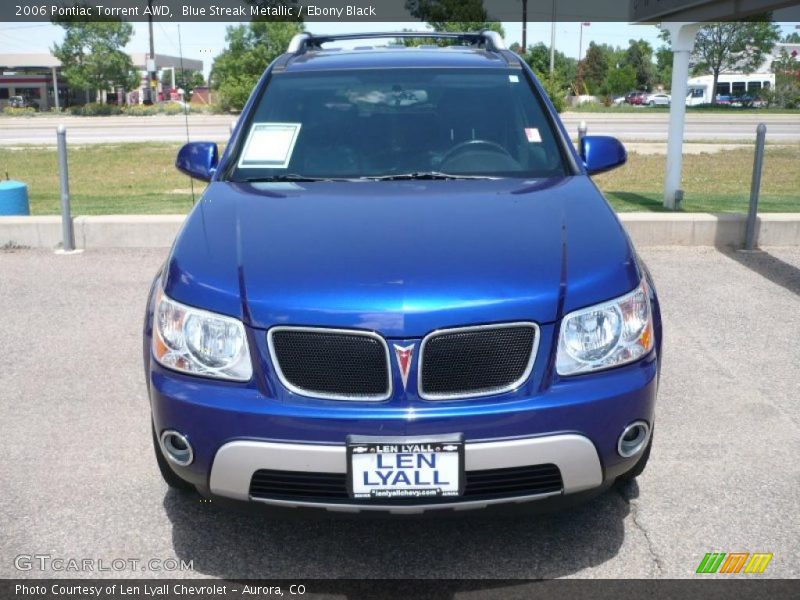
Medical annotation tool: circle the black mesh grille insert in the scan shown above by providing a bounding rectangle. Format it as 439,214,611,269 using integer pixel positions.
249,464,562,504
420,325,536,398
270,329,389,399
463,464,562,498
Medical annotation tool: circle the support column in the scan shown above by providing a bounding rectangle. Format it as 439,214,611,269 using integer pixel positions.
662,22,701,210
51,67,60,111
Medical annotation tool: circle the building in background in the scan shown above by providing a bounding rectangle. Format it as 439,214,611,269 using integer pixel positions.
0,52,203,110
685,41,800,104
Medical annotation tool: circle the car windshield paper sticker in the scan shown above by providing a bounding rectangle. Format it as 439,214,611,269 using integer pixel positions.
238,123,302,169
509,74,520,83
525,128,542,143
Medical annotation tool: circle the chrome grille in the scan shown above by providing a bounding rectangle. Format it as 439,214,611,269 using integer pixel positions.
268,327,391,401
419,323,538,400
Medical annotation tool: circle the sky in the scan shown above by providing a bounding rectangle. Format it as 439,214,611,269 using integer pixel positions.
1,20,798,79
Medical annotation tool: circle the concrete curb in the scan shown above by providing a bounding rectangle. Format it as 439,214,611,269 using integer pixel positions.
1,213,799,249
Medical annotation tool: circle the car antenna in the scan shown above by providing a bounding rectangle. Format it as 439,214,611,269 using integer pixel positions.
177,23,195,206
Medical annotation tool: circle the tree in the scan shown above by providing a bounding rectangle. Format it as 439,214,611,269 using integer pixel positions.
515,43,571,111
430,21,504,36
405,0,504,37
655,45,673,88
405,0,493,27
621,39,655,90
211,21,303,110
51,21,138,103
602,64,637,97
161,69,205,97
522,42,577,82
580,42,611,93
768,48,800,108
691,19,781,104
783,32,800,43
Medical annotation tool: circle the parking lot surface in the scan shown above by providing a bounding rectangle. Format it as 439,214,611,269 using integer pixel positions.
1,246,798,579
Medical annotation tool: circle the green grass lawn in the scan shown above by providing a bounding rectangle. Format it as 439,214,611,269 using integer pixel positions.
593,146,799,213
0,143,204,215
0,143,797,215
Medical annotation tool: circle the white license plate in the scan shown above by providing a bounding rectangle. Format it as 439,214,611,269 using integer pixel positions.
348,437,463,500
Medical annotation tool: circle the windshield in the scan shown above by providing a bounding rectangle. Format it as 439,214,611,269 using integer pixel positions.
227,68,568,181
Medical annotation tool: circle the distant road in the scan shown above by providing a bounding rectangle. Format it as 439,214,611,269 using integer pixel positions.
560,112,800,143
0,112,798,145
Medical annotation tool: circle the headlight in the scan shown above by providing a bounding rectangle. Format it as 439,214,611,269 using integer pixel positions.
556,280,653,376
152,287,252,381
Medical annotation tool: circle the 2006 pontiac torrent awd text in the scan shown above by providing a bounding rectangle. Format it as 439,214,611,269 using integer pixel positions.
143,31,662,514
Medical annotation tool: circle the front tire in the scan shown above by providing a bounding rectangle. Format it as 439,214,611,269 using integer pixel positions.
152,422,194,491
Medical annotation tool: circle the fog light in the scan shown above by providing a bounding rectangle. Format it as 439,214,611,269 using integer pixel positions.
160,430,194,466
617,421,650,458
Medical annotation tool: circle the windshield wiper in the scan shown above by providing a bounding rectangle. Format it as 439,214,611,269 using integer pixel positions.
240,174,345,183
361,171,499,181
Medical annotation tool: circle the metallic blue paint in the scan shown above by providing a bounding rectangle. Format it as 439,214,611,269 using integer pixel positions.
175,142,219,182
580,136,628,175
145,44,662,500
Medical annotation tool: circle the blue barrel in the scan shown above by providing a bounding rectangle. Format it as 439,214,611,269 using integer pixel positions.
0,181,30,216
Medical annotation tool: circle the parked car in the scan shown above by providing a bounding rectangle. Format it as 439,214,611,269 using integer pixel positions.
145,31,662,514
624,91,647,105
8,95,39,111
645,93,671,107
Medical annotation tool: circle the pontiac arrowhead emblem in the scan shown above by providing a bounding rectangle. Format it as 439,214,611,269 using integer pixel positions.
393,344,415,391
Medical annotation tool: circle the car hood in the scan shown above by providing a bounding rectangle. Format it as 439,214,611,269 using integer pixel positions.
163,178,640,337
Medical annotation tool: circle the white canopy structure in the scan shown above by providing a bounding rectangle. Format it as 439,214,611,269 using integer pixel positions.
630,0,800,209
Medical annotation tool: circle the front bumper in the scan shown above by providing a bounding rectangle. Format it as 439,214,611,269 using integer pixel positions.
148,348,657,512
209,434,602,514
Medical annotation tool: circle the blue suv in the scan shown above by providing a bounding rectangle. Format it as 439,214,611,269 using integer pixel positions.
144,31,662,514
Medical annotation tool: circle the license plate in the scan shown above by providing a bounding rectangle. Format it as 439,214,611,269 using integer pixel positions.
347,435,464,500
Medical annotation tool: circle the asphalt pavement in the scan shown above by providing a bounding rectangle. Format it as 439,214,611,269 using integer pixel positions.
0,246,798,581
0,112,798,145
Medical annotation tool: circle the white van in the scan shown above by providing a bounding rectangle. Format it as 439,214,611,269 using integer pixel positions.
685,72,775,106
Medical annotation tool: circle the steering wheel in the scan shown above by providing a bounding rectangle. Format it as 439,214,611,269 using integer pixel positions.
439,139,514,169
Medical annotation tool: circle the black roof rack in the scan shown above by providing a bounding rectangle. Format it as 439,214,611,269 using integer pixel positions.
286,31,507,54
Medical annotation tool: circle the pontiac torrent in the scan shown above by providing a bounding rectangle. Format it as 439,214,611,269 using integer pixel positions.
143,31,662,513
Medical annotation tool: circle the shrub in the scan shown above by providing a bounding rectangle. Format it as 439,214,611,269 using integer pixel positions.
535,72,567,113
1,106,37,117
68,103,123,116
123,104,157,116
159,103,187,115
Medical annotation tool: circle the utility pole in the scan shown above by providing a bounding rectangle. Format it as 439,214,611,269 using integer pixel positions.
549,0,556,75
147,0,156,104
578,22,590,63
521,0,527,52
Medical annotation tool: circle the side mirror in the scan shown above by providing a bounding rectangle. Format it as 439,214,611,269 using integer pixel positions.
176,142,219,181
580,136,627,175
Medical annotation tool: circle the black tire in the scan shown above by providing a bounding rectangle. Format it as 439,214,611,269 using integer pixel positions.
617,430,653,483
152,422,194,491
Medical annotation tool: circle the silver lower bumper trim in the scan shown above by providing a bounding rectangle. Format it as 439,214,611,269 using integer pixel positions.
250,490,564,515
209,434,603,513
